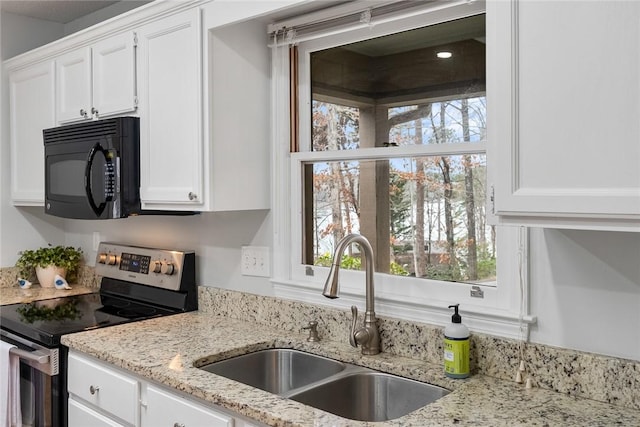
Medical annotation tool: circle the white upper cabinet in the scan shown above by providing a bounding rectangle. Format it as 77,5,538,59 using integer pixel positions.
9,61,55,205
488,0,640,231
204,16,271,211
137,8,204,210
56,31,137,124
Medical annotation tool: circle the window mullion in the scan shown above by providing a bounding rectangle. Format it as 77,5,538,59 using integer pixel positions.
292,142,487,163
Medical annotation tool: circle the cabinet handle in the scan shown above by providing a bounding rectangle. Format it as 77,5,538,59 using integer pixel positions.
91,107,99,118
188,192,197,201
173,423,185,427
80,109,88,118
89,385,100,395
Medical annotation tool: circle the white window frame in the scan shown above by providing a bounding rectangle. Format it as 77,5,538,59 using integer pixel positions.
270,0,536,339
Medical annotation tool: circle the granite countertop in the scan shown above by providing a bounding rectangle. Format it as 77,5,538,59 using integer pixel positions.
0,284,96,305
61,312,640,427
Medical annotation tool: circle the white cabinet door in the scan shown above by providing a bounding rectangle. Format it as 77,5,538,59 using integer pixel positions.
142,385,233,427
68,350,262,427
69,398,126,427
9,61,55,205
56,48,92,123
137,8,204,210
68,352,139,426
93,31,137,118
56,32,137,124
488,0,640,231
206,19,270,211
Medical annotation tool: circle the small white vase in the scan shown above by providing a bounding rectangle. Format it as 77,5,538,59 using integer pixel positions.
35,266,66,288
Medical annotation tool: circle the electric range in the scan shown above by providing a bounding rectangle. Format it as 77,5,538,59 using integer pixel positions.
0,242,198,427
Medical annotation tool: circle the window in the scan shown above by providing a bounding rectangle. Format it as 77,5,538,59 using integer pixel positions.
271,1,533,339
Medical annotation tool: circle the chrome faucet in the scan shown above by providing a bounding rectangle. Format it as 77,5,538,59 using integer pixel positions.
323,234,380,355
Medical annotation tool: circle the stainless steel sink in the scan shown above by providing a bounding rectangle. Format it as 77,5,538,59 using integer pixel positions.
198,349,345,394
288,371,450,422
198,348,450,421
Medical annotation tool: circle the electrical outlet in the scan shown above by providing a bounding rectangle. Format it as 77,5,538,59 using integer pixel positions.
241,246,270,277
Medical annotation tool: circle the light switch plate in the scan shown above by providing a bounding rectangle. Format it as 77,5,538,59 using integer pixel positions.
241,246,270,277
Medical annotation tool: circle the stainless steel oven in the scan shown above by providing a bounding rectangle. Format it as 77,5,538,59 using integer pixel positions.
1,330,63,427
0,243,197,427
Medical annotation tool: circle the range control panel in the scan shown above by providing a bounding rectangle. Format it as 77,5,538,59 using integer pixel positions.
95,242,194,291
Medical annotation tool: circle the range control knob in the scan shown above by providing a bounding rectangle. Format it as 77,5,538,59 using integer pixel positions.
152,261,162,274
98,253,108,264
106,254,118,265
160,262,175,275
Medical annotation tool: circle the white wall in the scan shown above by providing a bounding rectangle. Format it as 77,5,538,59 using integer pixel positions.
528,228,640,360
62,210,274,296
63,1,152,36
1,12,63,60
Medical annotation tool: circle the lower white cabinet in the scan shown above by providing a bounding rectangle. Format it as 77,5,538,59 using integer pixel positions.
68,352,139,426
69,398,126,427
67,351,255,427
141,384,232,427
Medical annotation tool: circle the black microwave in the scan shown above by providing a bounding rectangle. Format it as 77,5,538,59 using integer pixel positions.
43,117,142,219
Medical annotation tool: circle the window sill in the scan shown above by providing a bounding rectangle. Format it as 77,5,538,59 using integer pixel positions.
272,278,537,340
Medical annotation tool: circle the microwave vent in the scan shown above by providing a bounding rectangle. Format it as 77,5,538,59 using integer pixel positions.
43,119,119,144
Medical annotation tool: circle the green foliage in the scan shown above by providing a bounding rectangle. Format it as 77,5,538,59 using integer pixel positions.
390,262,409,276
340,255,361,270
16,244,83,278
316,253,362,269
314,253,333,267
315,253,408,276
477,257,496,280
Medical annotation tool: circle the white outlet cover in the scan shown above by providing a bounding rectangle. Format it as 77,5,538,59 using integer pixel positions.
241,246,270,277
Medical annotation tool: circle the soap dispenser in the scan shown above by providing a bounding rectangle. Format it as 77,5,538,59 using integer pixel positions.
444,304,470,378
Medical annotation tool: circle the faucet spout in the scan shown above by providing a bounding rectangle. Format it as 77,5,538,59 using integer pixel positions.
322,234,380,355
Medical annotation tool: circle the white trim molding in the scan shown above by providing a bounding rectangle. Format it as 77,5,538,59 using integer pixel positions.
270,0,536,341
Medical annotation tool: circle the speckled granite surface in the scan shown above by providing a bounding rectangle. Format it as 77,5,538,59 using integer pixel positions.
0,265,99,289
199,287,640,411
62,310,640,426
62,287,640,427
0,266,99,304
0,285,97,305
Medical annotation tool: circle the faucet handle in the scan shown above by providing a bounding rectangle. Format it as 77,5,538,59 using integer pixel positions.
350,305,372,349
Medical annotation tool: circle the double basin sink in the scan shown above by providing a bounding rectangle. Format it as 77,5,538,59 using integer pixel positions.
197,348,449,422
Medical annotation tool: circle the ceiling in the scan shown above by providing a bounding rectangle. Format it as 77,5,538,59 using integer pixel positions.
0,0,143,24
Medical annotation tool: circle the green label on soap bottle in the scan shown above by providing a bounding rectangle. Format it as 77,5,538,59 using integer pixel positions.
444,337,469,378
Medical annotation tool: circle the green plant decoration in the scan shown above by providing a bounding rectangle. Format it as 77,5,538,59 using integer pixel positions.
16,244,83,282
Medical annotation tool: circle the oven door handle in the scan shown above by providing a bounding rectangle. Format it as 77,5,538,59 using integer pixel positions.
9,347,50,365
1,331,59,376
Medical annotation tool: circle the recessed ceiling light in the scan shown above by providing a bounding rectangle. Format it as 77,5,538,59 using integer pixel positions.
437,51,453,59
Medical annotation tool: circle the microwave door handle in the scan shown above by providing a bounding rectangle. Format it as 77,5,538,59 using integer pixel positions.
85,143,112,217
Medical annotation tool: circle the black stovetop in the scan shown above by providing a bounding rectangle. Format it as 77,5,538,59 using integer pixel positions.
0,292,178,347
